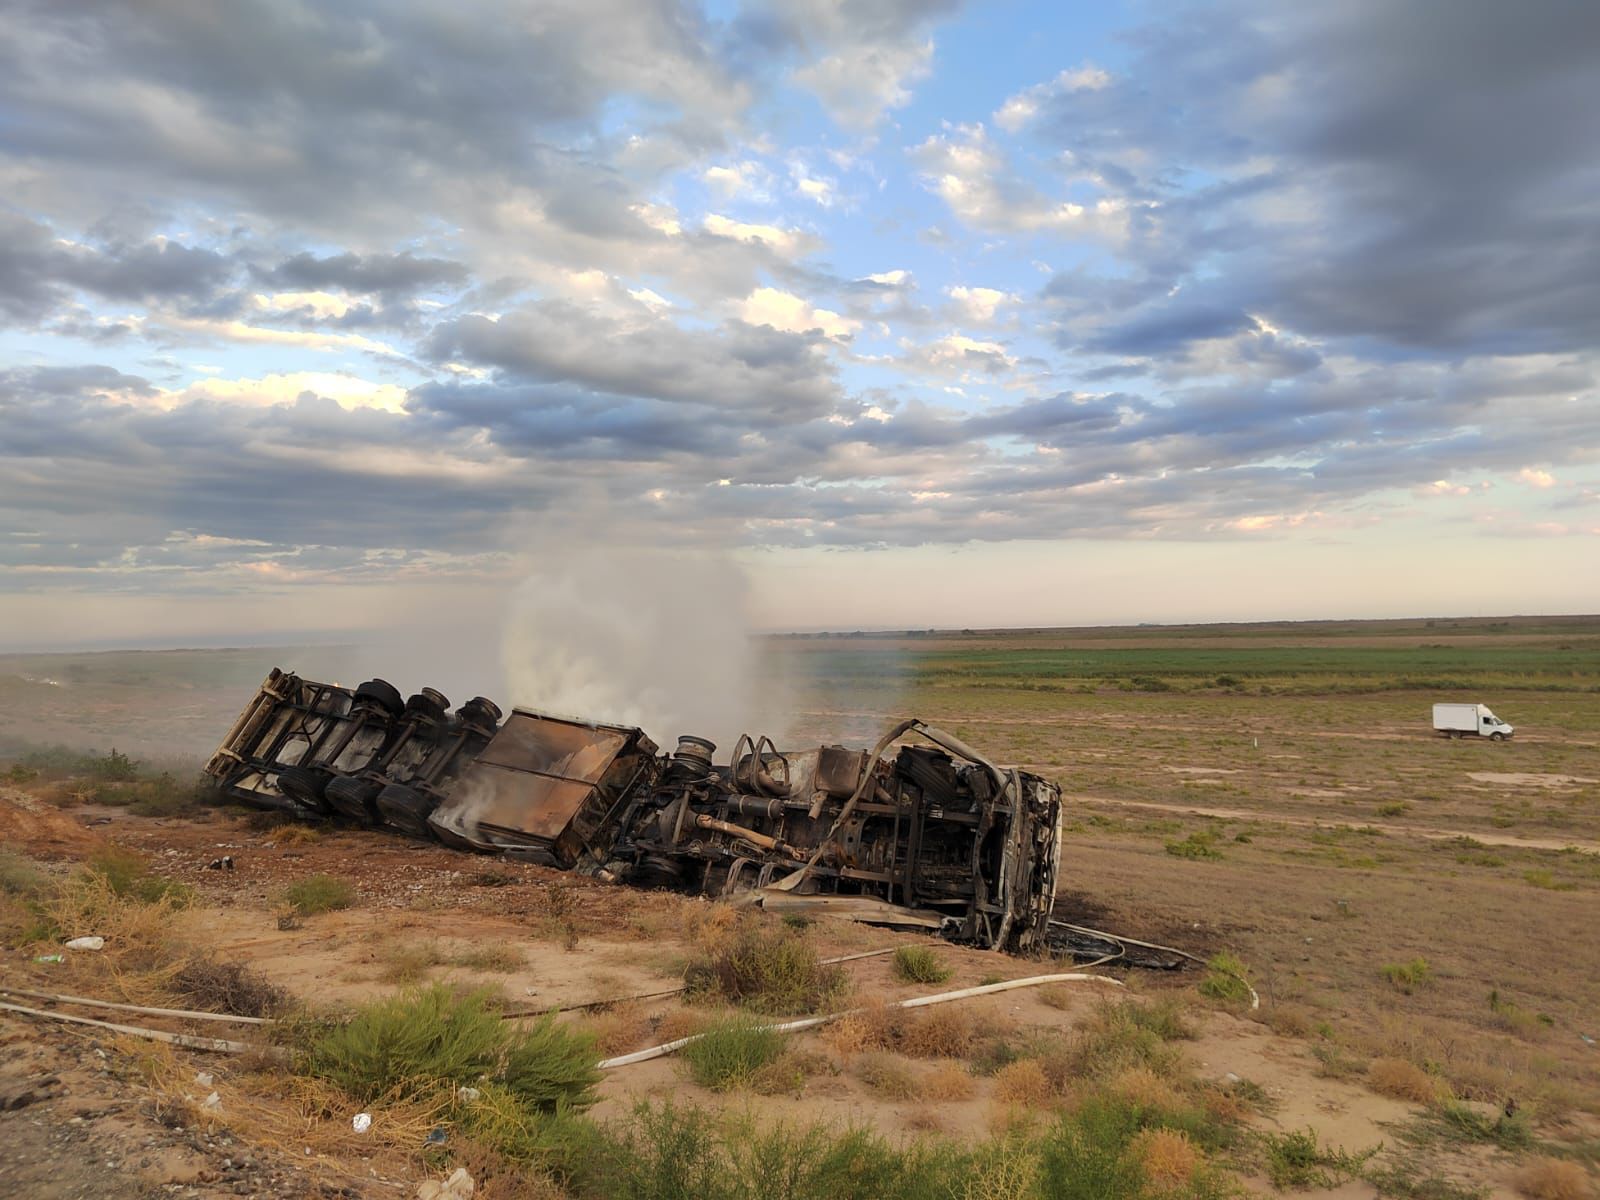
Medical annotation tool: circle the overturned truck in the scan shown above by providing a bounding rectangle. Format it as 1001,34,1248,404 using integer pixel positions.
204,669,1064,953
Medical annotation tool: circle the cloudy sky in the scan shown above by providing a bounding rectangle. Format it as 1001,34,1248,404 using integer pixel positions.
2,0,1597,648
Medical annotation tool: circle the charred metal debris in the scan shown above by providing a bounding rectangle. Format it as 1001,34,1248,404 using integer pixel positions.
204,669,1069,954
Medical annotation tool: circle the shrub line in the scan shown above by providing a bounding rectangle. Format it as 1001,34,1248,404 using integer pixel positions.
501,945,902,1020
598,971,1125,1070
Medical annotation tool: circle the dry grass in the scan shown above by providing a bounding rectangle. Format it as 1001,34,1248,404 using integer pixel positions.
171,958,290,1018
922,1060,977,1101
820,997,902,1054
1131,1127,1203,1187
1035,984,1076,1011
1104,1065,1183,1113
1368,1056,1446,1104
854,1051,917,1100
1514,1159,1594,1200
901,1004,983,1058
651,1007,712,1046
377,939,447,985
991,1058,1054,1108
450,943,525,973
582,1005,653,1057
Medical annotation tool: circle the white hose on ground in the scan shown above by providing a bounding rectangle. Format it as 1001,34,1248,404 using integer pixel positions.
598,971,1125,1070
0,985,271,1025
0,999,266,1054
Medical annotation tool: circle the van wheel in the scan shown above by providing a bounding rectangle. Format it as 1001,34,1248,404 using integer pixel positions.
1490,731,1506,741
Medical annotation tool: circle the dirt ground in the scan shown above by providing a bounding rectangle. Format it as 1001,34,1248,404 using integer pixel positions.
3,627,1599,1197
3,797,1588,1198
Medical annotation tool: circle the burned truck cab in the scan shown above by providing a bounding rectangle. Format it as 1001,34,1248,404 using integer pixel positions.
427,710,659,865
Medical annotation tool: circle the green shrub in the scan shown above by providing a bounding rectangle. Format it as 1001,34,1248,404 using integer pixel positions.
91,748,141,781
891,944,952,985
306,983,602,1111
1260,1127,1375,1188
305,983,505,1101
285,873,354,915
1165,831,1223,860
500,1012,602,1113
684,927,849,1014
1198,952,1252,1005
680,1014,786,1091
1381,958,1432,994
1424,1100,1533,1151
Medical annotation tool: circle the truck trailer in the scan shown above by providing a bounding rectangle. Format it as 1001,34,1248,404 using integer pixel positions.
1432,703,1514,740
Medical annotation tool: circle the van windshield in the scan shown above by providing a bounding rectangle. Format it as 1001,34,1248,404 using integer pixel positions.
1480,709,1498,722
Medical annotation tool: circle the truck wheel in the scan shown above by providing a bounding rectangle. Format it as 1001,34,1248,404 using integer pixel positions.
1490,731,1506,741
375,783,436,838
277,765,330,807
355,679,404,716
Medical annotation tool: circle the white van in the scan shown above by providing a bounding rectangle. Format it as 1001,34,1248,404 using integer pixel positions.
1433,703,1514,740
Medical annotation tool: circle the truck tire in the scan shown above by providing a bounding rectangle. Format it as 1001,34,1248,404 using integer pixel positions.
375,783,436,838
1490,731,1506,741
276,765,330,808
355,679,404,716
325,775,382,824
404,693,448,724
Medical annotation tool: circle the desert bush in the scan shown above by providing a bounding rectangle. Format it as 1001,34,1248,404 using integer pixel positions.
891,944,952,985
91,748,141,781
1513,1157,1592,1200
684,927,848,1015
993,1058,1054,1107
305,983,505,1101
378,940,446,985
1198,951,1253,1005
285,873,354,915
680,1014,786,1091
1131,1127,1203,1188
172,958,290,1018
1260,1127,1375,1188
1382,958,1433,994
922,1060,975,1101
500,1012,602,1113
1368,1057,1444,1104
452,943,526,973
1424,1100,1533,1151
899,1005,977,1058
306,986,600,1111
853,1052,917,1100
1165,831,1223,860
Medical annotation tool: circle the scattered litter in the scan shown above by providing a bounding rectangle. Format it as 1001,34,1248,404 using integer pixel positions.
65,936,105,952
352,1112,372,1134
425,1127,448,1145
455,1086,481,1102
276,913,303,931
205,856,235,871
201,1091,222,1111
1582,1033,1595,1046
194,1072,214,1087
417,1167,475,1200
33,954,63,964
1224,1072,1241,1084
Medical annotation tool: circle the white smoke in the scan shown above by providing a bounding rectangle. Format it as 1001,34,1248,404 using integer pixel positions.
500,541,774,750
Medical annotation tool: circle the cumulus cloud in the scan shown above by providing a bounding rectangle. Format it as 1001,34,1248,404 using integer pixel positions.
1,0,1597,621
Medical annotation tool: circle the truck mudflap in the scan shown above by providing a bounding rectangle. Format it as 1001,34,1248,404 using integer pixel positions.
203,673,1064,953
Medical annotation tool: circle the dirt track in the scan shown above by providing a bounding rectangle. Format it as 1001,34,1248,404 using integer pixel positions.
1072,794,1600,856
